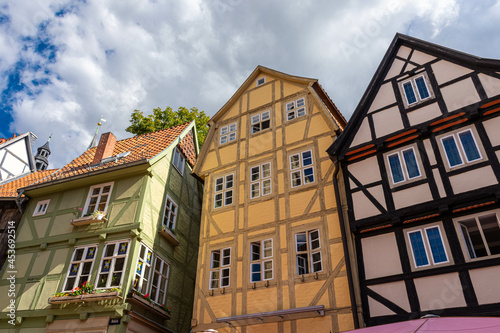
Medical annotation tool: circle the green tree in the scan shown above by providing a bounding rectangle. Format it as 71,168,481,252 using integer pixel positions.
126,106,210,147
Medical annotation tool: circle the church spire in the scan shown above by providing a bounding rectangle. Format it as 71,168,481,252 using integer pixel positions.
35,134,51,171
88,116,106,149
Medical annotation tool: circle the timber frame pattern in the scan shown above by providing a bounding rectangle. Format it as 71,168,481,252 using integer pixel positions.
328,34,500,326
191,66,357,332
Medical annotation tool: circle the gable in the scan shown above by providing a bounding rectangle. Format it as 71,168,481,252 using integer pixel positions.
330,33,500,158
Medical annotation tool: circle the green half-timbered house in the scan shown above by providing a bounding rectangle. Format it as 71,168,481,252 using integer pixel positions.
0,122,202,333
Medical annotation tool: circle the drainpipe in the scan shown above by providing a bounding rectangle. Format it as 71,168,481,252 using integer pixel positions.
332,156,360,329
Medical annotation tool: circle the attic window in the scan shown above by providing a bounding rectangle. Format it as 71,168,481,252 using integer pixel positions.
257,77,266,87
399,73,434,108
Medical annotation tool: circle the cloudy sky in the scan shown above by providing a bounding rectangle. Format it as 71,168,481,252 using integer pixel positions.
1,0,500,167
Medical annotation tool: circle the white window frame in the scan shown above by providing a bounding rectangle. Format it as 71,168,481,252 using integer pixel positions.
406,225,449,269
386,147,422,185
133,243,153,294
83,182,114,216
96,240,130,289
172,147,185,175
289,150,315,188
209,248,231,289
250,162,272,199
401,74,432,107
440,129,482,169
256,77,266,87
295,229,322,275
33,199,50,216
149,255,170,305
162,194,178,230
456,211,500,261
62,244,98,292
250,239,273,282
251,110,271,134
214,174,234,208
286,97,306,121
220,123,237,145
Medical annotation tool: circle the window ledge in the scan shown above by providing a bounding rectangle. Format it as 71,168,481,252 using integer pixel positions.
71,215,107,226
126,292,171,319
159,228,180,246
48,291,121,304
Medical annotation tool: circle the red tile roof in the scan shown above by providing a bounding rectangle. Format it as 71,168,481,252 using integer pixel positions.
0,170,56,197
19,122,196,191
0,133,19,145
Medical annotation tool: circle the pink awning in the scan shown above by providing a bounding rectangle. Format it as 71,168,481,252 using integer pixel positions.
344,317,500,332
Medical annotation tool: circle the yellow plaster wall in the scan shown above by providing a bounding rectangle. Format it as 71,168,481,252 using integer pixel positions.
246,287,278,314
206,295,232,318
219,144,238,166
48,213,75,237
289,190,315,218
18,282,38,310
327,214,342,240
334,276,351,308
296,315,332,332
284,121,306,145
223,102,241,121
247,200,275,228
248,132,273,156
282,81,306,97
34,217,50,239
338,313,355,332
309,114,333,137
212,209,236,234
249,84,273,110
59,188,85,210
36,280,59,310
115,175,143,200
294,280,324,308
15,219,33,242
5,253,32,279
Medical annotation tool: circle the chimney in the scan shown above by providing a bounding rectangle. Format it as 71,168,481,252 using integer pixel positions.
92,132,117,164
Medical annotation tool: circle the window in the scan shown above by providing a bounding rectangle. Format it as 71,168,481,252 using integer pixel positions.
257,77,266,87
150,256,169,304
210,248,230,289
295,230,322,275
407,225,448,268
33,199,50,216
458,212,500,260
250,239,273,282
84,182,113,216
172,147,185,175
97,240,129,288
286,97,306,121
220,123,237,145
440,129,482,168
401,75,431,106
251,111,270,133
387,147,421,185
250,163,271,198
214,174,234,208
289,150,314,188
133,244,153,294
63,245,97,291
163,195,178,230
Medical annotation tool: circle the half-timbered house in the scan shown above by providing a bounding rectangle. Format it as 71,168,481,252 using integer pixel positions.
191,66,359,332
328,34,500,326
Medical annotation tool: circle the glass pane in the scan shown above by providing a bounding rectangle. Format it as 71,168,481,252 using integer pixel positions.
261,119,270,130
92,188,101,196
286,102,295,111
302,151,313,166
228,132,236,141
297,107,306,117
74,248,84,261
118,242,128,255
415,77,430,99
409,231,429,267
262,111,270,120
220,126,228,135
105,244,115,257
296,233,307,252
403,82,417,104
251,115,260,124
291,171,301,187
103,185,111,193
442,136,463,167
229,123,237,132
263,240,272,258
388,154,405,183
69,263,80,276
296,98,305,107
252,124,260,133
251,167,260,181
97,274,108,288
479,214,500,255
251,263,261,282
111,272,121,286
65,278,75,291
251,183,260,198
220,135,227,144
459,131,481,162
296,254,308,275
287,111,295,121
114,258,125,271
262,179,271,195
214,193,223,208
222,248,231,265
304,167,314,184
211,251,220,268
403,149,421,179
226,175,234,188
82,262,92,275
290,155,300,169
310,230,320,249
262,163,271,178
215,178,224,191
251,243,260,261
426,227,448,264
225,190,233,205
101,259,111,273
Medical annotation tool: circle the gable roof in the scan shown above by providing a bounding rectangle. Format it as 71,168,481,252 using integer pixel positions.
193,66,346,177
0,169,55,198
328,33,500,157
21,121,197,191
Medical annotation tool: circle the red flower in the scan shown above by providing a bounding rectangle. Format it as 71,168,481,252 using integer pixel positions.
144,293,149,298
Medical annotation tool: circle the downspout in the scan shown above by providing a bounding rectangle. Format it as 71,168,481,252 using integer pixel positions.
332,156,360,329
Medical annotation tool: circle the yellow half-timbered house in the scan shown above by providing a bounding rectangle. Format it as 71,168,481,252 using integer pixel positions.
191,66,358,332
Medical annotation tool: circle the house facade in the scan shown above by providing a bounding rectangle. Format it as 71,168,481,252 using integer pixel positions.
328,34,500,326
191,66,358,332
0,122,202,332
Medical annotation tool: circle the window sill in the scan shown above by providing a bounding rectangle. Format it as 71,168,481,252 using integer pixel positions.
126,292,171,319
159,228,180,246
71,215,107,226
48,291,121,304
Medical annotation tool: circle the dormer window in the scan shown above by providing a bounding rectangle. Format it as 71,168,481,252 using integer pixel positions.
399,73,433,108
220,123,237,145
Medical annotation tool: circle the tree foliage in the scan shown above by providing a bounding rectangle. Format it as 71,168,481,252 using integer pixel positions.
126,106,210,147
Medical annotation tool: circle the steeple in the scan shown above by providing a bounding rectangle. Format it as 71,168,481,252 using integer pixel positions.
35,134,51,171
88,116,107,149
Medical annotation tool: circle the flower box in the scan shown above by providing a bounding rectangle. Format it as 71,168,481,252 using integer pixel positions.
159,228,180,246
71,215,107,227
126,292,171,319
48,291,121,305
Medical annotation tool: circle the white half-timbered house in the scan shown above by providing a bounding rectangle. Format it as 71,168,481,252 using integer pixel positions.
328,34,500,326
